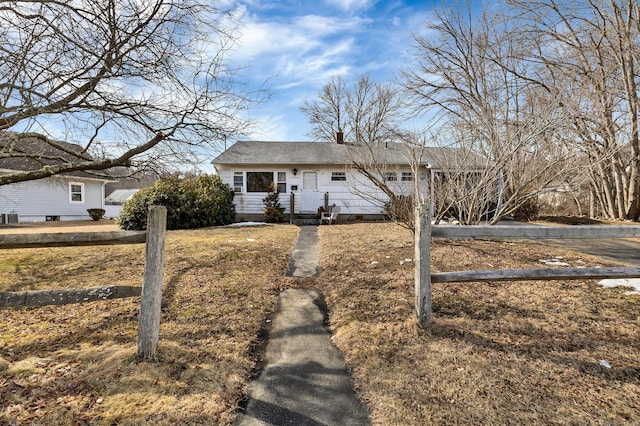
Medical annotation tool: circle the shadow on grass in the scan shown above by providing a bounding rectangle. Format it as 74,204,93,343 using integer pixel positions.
428,320,640,383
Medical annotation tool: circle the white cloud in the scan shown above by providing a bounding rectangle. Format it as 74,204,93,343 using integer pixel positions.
246,112,290,141
233,13,367,57
325,0,375,12
280,38,353,79
230,6,370,84
222,0,437,141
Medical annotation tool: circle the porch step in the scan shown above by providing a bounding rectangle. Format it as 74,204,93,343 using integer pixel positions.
293,214,320,225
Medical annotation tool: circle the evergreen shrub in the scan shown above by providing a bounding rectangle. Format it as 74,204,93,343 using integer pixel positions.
117,175,235,230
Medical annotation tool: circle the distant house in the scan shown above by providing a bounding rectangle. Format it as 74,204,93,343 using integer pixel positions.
213,138,468,221
104,189,139,219
0,133,114,222
102,171,159,219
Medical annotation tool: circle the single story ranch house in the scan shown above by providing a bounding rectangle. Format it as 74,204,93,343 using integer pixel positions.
0,133,113,223
213,137,471,222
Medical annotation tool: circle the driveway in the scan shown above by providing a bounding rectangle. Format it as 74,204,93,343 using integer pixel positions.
501,219,640,267
541,238,640,266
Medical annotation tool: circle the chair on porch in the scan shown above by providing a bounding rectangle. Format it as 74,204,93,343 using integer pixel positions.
320,205,340,225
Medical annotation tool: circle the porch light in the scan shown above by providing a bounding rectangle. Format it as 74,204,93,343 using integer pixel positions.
293,168,298,176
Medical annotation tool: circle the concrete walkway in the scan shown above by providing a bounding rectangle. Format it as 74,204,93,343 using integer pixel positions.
285,225,321,278
235,226,370,426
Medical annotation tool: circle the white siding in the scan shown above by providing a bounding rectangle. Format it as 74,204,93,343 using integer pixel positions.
219,168,293,220
0,176,106,222
216,164,428,218
104,204,123,219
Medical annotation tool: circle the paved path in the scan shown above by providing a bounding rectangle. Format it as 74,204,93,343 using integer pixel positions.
542,238,640,266
498,220,640,266
235,226,370,426
286,225,320,278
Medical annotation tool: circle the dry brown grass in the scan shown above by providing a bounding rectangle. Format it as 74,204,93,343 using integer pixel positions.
2,221,639,425
0,225,298,425
318,222,640,425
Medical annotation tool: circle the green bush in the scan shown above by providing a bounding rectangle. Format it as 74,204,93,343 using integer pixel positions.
116,175,235,230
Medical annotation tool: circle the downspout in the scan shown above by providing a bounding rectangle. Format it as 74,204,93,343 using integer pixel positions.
429,166,435,217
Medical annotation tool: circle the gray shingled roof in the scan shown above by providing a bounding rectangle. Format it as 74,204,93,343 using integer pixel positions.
105,189,139,204
0,132,115,180
213,141,482,169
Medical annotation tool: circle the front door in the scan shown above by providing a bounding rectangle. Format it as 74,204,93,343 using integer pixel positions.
301,171,319,213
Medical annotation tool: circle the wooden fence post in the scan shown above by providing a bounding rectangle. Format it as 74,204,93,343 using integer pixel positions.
415,203,432,328
290,192,295,224
138,205,167,360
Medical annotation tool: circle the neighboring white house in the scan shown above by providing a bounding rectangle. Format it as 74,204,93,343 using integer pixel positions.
213,139,459,221
104,189,139,219
0,133,114,223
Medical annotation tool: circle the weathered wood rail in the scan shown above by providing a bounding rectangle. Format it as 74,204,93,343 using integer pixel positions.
0,285,141,307
415,205,640,328
430,224,640,239
0,206,167,359
0,230,146,249
0,230,146,308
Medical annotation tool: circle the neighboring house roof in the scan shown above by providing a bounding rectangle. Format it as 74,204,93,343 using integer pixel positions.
0,132,114,181
213,141,485,169
104,172,160,197
105,189,139,204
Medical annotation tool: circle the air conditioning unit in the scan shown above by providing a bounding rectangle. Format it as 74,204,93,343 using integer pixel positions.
1,213,18,224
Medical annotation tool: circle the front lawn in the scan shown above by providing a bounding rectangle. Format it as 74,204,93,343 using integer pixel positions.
0,225,298,425
2,222,638,425
317,223,640,425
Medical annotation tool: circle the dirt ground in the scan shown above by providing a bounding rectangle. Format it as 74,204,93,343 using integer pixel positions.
0,219,120,234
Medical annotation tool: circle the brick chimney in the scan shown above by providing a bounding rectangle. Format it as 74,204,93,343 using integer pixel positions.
336,131,344,144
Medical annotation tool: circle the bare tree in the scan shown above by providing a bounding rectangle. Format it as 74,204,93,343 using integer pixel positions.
300,75,349,142
0,0,256,185
508,0,640,220
401,2,573,224
345,134,431,232
301,75,402,145
302,75,428,230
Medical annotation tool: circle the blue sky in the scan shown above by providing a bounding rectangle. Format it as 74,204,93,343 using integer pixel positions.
226,0,439,145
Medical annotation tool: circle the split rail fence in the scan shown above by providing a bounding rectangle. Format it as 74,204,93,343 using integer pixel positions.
414,204,640,328
0,206,167,359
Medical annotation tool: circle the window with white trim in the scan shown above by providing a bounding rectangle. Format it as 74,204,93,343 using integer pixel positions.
331,171,346,181
69,182,84,203
233,172,243,193
277,172,287,193
385,171,397,181
247,172,274,192
401,171,414,181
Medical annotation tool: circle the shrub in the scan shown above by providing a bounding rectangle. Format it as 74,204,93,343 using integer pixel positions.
116,175,235,230
384,194,416,231
513,198,540,222
263,182,285,223
87,208,105,221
